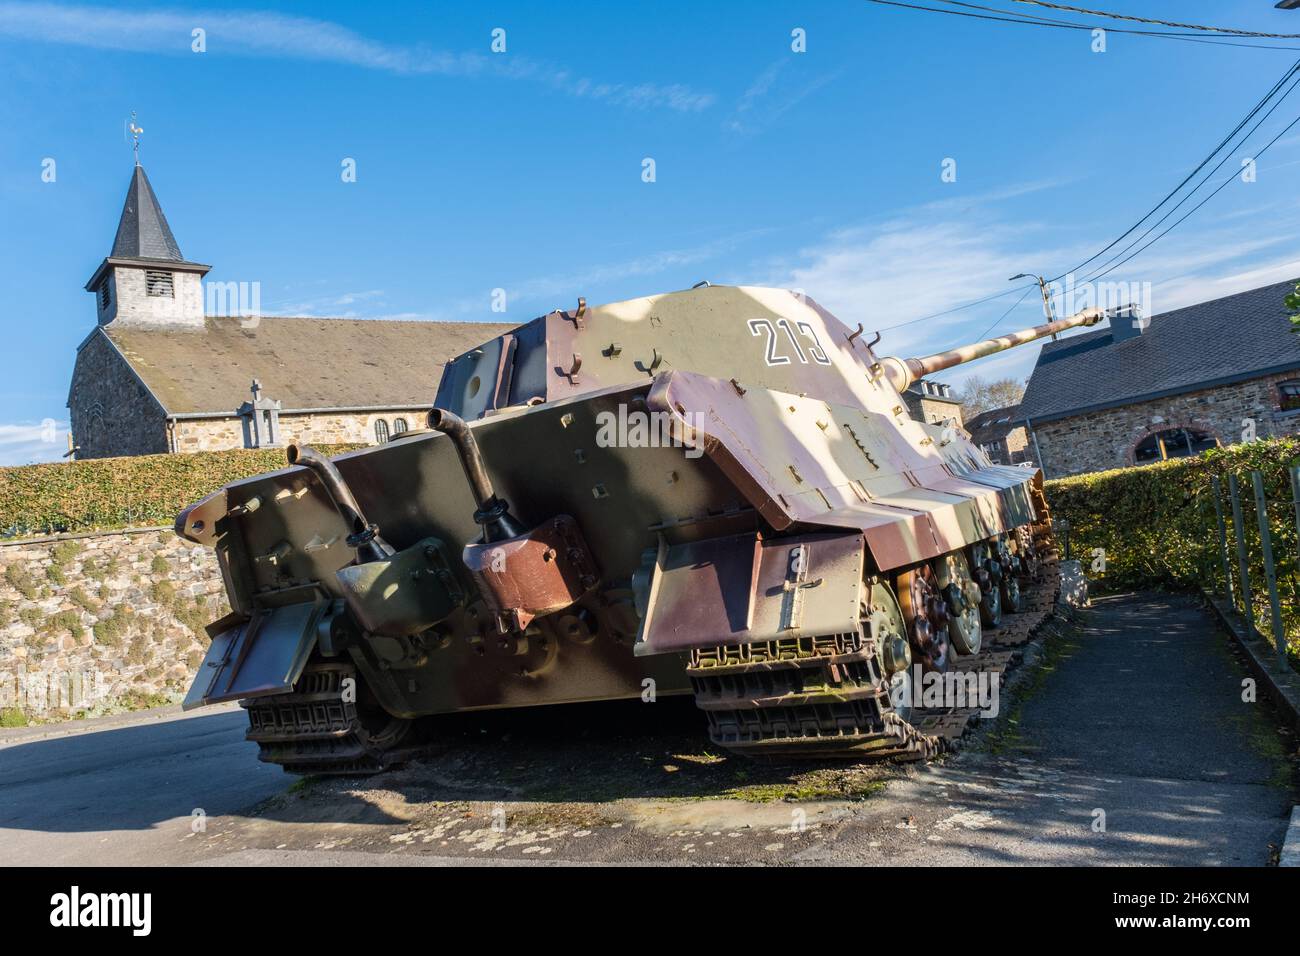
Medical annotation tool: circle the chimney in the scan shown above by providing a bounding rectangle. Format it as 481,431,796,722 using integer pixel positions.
1108,303,1147,344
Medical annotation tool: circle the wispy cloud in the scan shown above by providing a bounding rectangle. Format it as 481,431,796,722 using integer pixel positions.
0,420,68,467
0,2,716,112
724,59,840,135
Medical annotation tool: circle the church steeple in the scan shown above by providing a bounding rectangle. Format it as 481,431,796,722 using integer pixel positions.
110,165,185,261
85,163,210,329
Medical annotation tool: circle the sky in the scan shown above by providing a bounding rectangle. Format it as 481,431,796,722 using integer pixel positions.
1,0,1299,464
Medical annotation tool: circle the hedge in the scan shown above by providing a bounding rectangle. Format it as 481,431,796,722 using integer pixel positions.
0,444,364,538
1045,436,1300,661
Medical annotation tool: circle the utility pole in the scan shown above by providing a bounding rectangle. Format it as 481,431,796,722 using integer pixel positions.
1009,273,1059,338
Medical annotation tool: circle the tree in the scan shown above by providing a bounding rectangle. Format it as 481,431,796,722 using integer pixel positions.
956,375,1026,419
1288,282,1300,332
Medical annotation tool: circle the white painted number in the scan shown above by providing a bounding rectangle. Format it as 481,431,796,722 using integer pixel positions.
748,318,832,367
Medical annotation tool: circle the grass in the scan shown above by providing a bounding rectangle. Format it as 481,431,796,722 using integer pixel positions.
0,707,27,728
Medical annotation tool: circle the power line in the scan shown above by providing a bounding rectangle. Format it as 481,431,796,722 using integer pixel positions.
866,0,1300,51
1079,71,1300,283
1010,1,1300,38
974,285,1036,339
1050,56,1300,281
875,282,1039,331
1086,110,1300,284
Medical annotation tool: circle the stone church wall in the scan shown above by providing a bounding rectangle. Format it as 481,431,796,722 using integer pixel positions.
68,332,170,460
174,410,421,452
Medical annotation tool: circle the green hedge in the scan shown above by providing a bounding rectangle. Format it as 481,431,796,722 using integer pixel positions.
1045,437,1300,661
0,445,364,538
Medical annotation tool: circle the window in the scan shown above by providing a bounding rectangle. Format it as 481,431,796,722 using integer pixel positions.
393,417,408,434
97,281,111,311
374,419,390,443
1279,380,1300,412
1133,427,1219,464
145,271,174,297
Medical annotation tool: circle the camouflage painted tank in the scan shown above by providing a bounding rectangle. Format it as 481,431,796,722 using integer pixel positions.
177,285,1101,772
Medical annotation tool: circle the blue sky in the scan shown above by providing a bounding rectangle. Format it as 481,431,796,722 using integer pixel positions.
2,0,1299,464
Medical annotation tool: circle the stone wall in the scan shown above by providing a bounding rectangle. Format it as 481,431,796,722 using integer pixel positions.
173,410,420,452
100,266,205,328
1033,373,1300,478
68,331,171,460
0,527,225,720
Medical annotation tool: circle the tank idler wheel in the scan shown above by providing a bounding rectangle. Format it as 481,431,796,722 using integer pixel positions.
896,563,950,673
1015,526,1041,579
967,541,1003,629
935,552,983,656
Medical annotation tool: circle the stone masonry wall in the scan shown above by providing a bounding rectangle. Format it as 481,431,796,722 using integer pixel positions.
68,331,170,460
174,410,420,452
1033,373,1300,478
0,528,225,720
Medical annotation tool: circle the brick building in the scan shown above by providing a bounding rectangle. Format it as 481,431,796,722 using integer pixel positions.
68,163,512,459
1019,279,1300,478
964,404,1029,466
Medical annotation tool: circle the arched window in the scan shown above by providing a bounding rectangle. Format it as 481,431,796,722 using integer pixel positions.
1278,380,1300,412
1133,427,1218,464
374,419,390,443
392,417,409,435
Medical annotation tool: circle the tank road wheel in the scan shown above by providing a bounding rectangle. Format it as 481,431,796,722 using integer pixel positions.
995,535,1024,613
935,552,983,656
865,579,914,724
967,540,1002,629
243,659,417,776
896,563,950,673
1014,526,1041,579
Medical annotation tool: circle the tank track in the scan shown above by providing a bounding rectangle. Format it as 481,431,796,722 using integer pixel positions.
688,537,1061,761
242,660,417,775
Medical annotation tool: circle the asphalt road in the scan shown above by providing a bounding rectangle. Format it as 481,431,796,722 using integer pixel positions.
1,592,1295,866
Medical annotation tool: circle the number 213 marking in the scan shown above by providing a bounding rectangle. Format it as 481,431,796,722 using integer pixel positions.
748,318,832,367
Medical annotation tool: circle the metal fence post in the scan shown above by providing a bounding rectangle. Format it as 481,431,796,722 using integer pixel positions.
1251,470,1288,673
1211,477,1235,606
1228,473,1255,637
1248,470,1289,671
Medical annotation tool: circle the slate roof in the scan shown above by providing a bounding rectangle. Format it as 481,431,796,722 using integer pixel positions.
111,165,186,261
99,316,517,416
965,404,1023,444
1019,279,1300,423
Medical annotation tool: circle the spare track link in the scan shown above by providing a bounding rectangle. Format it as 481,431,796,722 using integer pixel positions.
688,556,1061,761
242,660,415,776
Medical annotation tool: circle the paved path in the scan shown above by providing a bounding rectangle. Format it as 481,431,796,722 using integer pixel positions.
0,593,1294,865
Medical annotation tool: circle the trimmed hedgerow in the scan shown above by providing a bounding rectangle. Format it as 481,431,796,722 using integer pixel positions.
1045,437,1300,661
0,444,364,539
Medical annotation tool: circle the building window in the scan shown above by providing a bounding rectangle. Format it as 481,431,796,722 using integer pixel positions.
1133,427,1219,464
1279,380,1300,412
97,281,111,311
145,271,174,297
392,417,408,434
374,419,390,443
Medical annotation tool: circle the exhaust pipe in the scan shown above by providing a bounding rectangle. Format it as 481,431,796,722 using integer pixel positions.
427,408,523,542
286,444,393,562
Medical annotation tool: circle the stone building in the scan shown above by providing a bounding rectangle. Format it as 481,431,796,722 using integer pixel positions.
964,404,1029,466
1019,279,1300,478
68,163,513,459
903,378,964,428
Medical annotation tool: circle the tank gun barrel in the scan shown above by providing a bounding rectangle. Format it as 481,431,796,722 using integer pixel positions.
879,307,1104,393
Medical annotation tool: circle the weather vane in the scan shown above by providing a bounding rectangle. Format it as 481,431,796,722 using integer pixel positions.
126,111,143,166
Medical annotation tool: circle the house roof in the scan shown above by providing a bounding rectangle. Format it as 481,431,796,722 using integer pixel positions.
1019,279,1300,423
111,165,185,261
965,404,1023,443
100,316,517,416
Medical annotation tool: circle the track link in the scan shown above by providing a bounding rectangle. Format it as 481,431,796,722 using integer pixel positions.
242,660,417,775
689,555,1062,761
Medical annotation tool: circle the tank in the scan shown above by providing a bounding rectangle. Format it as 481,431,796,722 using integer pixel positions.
176,285,1102,773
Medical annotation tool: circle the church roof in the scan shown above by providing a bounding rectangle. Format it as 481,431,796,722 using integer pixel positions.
101,316,517,416
111,165,186,261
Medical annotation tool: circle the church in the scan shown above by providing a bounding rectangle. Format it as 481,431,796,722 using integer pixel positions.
68,162,514,459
